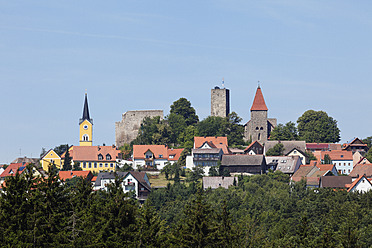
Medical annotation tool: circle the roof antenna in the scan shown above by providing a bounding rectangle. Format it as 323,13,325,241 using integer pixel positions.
222,78,225,88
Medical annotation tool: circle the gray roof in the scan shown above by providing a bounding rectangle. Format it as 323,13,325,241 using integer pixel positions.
265,156,301,174
95,171,128,187
203,176,237,189
265,141,306,155
221,155,265,166
192,148,221,154
11,157,39,164
321,176,352,188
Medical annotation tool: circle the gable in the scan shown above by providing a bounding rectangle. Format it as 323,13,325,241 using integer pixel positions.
42,149,61,160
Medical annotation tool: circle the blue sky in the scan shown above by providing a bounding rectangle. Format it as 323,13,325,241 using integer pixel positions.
1,0,371,163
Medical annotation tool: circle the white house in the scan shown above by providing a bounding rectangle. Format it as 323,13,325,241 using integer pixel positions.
347,175,372,193
132,145,183,170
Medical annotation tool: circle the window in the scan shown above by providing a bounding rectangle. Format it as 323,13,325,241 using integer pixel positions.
159,154,163,158
94,163,97,168
256,127,259,130
106,154,112,160
341,155,344,158
83,162,86,168
88,162,92,168
169,155,174,159
82,134,89,141
98,154,103,160
99,163,103,167
260,127,263,130
110,163,113,167
105,163,108,167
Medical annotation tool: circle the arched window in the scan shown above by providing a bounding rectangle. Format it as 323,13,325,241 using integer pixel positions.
106,154,112,160
260,127,263,130
256,127,259,130
82,134,89,141
98,154,103,160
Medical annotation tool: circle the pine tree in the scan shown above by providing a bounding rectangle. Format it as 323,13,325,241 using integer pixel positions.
62,146,72,171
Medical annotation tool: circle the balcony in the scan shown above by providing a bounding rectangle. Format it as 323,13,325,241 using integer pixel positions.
193,157,219,161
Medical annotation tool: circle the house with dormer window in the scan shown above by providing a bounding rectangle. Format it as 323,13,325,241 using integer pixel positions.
132,145,183,170
63,145,122,173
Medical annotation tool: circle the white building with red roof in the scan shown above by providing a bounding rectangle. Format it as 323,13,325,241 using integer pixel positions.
132,145,183,170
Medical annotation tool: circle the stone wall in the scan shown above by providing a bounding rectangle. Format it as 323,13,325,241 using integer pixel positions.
211,88,230,117
115,110,163,147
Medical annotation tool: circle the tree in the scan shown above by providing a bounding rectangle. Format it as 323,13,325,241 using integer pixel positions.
306,151,317,163
323,154,332,164
167,113,187,144
53,144,69,156
297,110,340,143
119,144,132,160
197,116,225,137
269,122,298,141
266,143,284,156
62,146,72,171
187,166,204,182
132,116,171,145
365,148,372,164
73,162,82,171
177,125,199,151
170,98,199,126
223,112,245,146
362,136,372,149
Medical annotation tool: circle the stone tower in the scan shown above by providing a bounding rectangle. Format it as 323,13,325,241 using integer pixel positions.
211,86,230,117
244,86,276,143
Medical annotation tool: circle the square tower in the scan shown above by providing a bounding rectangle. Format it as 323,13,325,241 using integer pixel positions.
211,86,230,117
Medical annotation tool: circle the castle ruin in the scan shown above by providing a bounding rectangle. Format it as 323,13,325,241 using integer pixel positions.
115,110,163,147
211,86,230,117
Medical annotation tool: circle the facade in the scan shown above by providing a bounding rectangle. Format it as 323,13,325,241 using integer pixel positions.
69,145,121,173
132,145,183,170
40,149,61,171
342,138,369,155
244,141,264,155
202,176,238,189
315,150,353,175
94,171,151,202
221,155,266,175
79,93,93,146
115,110,164,147
244,86,277,143
347,175,372,193
211,86,230,117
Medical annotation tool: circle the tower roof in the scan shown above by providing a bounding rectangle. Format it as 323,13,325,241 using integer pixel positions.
250,86,268,111
80,93,93,124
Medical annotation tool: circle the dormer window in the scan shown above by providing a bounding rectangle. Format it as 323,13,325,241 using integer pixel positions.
341,155,344,158
159,154,163,158
106,154,112,160
98,154,103,160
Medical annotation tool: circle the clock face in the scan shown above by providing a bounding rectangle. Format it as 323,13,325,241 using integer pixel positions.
83,125,88,130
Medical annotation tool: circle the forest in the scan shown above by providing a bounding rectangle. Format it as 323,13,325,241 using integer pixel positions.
1,164,371,247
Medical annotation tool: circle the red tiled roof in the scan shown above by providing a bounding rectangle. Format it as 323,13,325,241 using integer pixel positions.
315,150,353,161
59,171,92,181
244,141,263,152
317,164,335,172
72,146,120,162
349,163,372,178
250,86,268,111
91,176,97,182
0,163,29,178
194,137,228,149
347,175,371,192
133,145,184,161
306,143,329,150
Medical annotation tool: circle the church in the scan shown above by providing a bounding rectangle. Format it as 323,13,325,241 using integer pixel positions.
244,86,277,143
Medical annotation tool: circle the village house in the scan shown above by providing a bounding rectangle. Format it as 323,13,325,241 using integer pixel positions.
264,141,308,164
319,176,352,189
244,141,264,155
94,171,151,202
291,165,335,188
349,163,372,181
342,138,369,156
314,150,353,175
132,145,183,170
265,155,302,176
40,149,61,171
346,175,372,193
59,170,93,182
220,155,266,175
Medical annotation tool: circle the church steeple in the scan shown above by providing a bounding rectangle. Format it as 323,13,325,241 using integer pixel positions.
250,86,268,111
79,93,93,146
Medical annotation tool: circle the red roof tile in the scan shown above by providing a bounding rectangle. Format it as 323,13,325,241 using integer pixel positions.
194,137,228,149
72,146,121,162
0,163,29,178
133,145,184,161
250,86,268,111
59,171,92,181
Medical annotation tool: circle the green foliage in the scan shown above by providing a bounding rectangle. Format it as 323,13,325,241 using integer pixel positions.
197,112,245,146
116,163,134,172
119,143,132,160
266,143,284,156
61,145,72,171
362,136,372,149
186,166,204,182
297,110,340,143
366,148,372,164
170,97,199,126
177,125,199,150
132,116,171,145
53,144,69,156
73,162,82,171
306,151,317,163
270,121,298,140
323,154,332,164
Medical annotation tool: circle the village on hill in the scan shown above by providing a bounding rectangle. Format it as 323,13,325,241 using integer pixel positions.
2,85,372,195
2,84,372,246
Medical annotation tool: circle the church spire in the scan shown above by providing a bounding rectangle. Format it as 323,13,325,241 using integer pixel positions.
82,93,90,120
250,85,268,111
79,93,93,125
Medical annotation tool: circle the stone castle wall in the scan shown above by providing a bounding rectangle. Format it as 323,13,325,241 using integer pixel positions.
211,88,230,117
115,110,163,147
